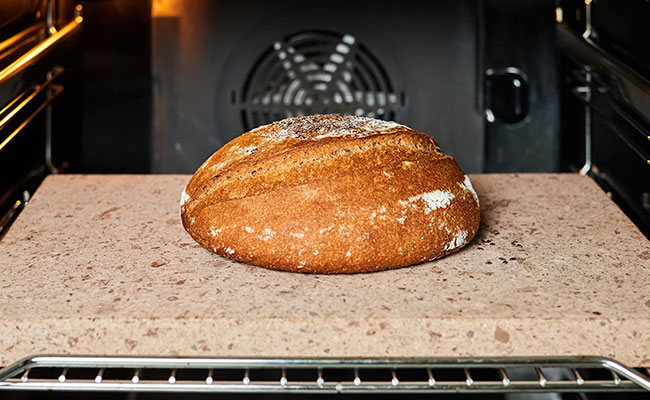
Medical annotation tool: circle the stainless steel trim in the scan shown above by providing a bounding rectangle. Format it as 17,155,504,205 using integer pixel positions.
0,355,648,393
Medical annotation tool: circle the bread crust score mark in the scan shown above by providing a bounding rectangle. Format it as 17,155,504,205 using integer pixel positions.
180,114,480,273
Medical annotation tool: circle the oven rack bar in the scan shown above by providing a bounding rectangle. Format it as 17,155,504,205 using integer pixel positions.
0,355,648,393
0,13,82,86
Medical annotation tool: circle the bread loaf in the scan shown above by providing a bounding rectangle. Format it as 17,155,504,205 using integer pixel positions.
180,114,480,273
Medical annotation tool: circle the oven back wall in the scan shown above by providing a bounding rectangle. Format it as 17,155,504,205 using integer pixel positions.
152,0,484,174
77,0,152,173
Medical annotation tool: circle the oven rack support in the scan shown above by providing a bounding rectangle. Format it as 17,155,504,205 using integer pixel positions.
0,355,649,394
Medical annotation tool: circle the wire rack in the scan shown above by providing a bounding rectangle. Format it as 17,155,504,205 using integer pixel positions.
0,355,649,394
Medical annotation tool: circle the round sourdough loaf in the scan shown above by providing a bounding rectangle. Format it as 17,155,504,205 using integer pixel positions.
180,114,480,273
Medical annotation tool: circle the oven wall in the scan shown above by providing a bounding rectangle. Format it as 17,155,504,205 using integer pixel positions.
151,0,485,174
482,0,560,172
72,0,561,175
75,0,152,173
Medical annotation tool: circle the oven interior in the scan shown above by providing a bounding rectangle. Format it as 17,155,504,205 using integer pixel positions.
0,0,649,398
2,0,648,238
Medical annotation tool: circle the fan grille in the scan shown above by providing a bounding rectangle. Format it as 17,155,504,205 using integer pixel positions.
240,30,401,130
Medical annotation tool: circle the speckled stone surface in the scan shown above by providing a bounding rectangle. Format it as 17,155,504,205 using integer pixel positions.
1,174,649,367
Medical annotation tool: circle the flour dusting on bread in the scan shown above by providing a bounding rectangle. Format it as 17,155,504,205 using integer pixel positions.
258,228,274,241
444,230,469,251
459,175,479,206
415,190,455,214
252,114,407,140
180,189,190,207
399,190,455,214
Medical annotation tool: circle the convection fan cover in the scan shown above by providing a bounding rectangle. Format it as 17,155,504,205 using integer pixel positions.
239,30,401,130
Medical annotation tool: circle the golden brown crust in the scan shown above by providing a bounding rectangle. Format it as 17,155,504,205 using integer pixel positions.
180,114,480,273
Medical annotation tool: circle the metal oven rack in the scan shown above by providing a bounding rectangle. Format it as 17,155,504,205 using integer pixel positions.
0,3,83,238
0,355,649,394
